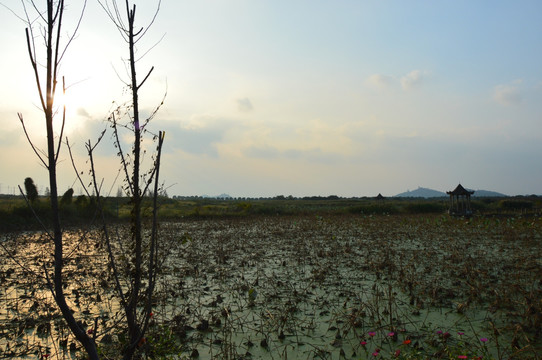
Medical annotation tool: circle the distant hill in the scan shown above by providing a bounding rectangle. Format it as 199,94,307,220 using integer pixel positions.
471,190,507,197
394,187,446,198
394,187,507,198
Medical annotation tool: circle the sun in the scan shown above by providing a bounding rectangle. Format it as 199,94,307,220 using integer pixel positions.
53,87,77,129
52,79,92,134
54,85,73,114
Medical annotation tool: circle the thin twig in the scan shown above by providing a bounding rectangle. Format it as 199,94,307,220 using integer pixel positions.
18,113,48,168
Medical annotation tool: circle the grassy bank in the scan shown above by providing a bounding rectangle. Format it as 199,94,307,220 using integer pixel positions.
1,194,540,232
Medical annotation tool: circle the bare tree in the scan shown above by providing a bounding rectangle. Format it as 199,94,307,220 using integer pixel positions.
16,0,99,359
81,1,165,358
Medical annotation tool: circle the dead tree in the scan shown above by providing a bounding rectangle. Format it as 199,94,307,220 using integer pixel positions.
86,1,165,358
17,0,99,359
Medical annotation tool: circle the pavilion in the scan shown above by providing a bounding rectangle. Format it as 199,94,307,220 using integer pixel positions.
447,184,475,216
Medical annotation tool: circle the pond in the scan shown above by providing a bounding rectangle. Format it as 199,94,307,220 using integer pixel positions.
1,214,541,359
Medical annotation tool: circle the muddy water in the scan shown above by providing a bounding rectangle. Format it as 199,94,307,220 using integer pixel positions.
1,215,540,359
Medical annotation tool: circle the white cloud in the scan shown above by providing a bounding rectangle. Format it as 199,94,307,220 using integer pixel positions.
494,81,523,106
237,98,253,112
401,70,424,90
367,74,393,89
367,70,426,91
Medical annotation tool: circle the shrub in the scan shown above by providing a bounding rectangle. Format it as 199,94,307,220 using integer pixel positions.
498,199,533,210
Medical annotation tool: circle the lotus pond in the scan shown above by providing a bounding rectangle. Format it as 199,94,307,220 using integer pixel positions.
1,214,541,359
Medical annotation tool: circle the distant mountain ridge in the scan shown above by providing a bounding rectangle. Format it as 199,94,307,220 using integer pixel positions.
394,187,507,198
471,189,507,197
394,187,446,198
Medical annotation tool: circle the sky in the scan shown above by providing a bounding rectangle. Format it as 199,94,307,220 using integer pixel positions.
1,1,542,198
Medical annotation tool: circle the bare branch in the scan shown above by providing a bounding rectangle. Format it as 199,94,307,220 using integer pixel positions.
140,130,164,336
25,28,47,111
111,113,134,194
0,2,26,21
51,0,64,109
135,31,165,62
57,0,88,64
55,77,67,163
141,84,167,132
18,112,48,168
110,61,131,87
17,185,53,240
97,0,129,41
84,134,128,307
66,137,93,199
28,0,47,24
136,65,153,90
133,0,161,44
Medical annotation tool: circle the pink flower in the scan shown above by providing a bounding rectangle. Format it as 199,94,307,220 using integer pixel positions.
457,331,464,336
436,330,443,335
458,356,467,359
388,331,395,337
394,349,401,357
480,337,488,343
372,352,379,357
360,340,367,346
368,331,376,337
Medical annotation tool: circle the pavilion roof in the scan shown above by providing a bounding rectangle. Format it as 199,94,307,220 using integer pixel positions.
446,183,475,196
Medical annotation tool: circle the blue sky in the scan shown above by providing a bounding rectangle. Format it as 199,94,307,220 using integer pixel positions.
1,1,541,197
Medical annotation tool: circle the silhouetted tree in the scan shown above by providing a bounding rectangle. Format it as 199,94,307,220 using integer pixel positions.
60,188,74,206
24,177,38,203
17,1,98,358
69,1,165,358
